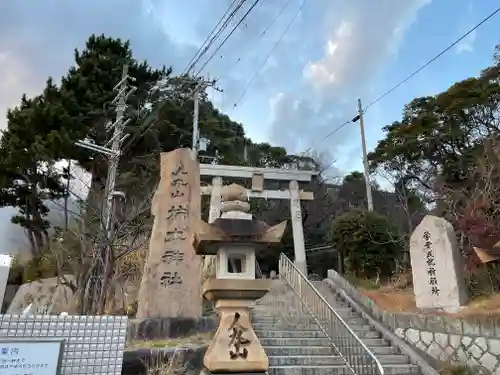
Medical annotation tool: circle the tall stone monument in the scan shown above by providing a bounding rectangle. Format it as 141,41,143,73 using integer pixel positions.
410,215,468,313
136,148,202,318
193,183,287,374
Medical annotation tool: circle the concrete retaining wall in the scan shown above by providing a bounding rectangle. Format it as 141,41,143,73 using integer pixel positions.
327,269,500,374
127,316,217,341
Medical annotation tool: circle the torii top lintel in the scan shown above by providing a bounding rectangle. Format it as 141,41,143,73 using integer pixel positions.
199,163,319,182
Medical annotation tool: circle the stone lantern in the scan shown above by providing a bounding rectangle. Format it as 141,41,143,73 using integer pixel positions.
193,183,287,374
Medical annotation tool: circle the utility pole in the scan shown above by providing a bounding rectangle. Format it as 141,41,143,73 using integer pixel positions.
192,87,200,158
356,98,374,212
190,78,223,159
75,63,136,313
104,64,131,239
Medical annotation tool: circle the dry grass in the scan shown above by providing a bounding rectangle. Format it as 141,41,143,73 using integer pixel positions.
455,293,500,318
363,286,418,313
439,363,480,375
355,271,500,319
141,348,194,375
126,332,214,349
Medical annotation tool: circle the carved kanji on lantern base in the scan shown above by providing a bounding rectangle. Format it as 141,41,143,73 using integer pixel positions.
201,280,269,373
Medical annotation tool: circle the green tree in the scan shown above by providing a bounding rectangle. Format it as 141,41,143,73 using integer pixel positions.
368,43,500,212
0,33,304,275
330,209,402,278
57,34,170,209
0,81,70,255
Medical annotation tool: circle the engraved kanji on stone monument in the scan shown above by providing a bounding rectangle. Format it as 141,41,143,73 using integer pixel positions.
167,205,189,221
409,215,468,313
136,148,202,318
162,249,184,265
423,230,440,296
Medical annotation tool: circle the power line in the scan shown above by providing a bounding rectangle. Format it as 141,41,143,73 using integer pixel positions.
304,4,500,155
183,0,247,75
258,0,294,39
364,5,500,111
121,1,249,151
194,0,264,77
214,0,295,84
117,0,294,154
232,0,310,108
302,120,351,155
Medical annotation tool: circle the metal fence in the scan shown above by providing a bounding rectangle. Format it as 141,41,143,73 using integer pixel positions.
279,253,384,375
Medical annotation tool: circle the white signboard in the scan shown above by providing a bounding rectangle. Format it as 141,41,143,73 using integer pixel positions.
0,255,12,268
0,340,63,375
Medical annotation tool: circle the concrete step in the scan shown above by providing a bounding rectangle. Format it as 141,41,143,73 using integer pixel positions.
268,365,421,375
252,312,359,322
260,337,389,347
256,300,346,308
265,346,334,356
264,345,399,357
252,317,366,328
269,354,410,366
255,329,380,339
253,307,353,316
253,322,372,331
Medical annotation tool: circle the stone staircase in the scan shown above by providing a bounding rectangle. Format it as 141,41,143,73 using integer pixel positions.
253,280,423,375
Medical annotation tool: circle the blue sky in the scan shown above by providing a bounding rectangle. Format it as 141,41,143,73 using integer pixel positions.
0,0,499,176
0,0,498,255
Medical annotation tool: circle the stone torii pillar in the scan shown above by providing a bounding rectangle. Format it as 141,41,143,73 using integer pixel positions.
289,180,306,275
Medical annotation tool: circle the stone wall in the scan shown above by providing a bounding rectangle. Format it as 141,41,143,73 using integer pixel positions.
127,316,217,342
327,269,500,374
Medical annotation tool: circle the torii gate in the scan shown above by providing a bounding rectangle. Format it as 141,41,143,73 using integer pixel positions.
199,163,318,275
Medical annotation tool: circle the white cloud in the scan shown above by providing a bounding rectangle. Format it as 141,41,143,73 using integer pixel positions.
0,50,39,129
454,2,477,54
268,0,432,161
456,30,477,54
269,92,285,115
0,0,196,130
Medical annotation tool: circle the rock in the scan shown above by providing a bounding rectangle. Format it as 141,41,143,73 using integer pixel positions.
7,276,76,314
7,276,137,314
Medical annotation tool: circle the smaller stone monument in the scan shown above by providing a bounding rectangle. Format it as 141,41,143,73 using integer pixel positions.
193,183,287,374
410,215,468,313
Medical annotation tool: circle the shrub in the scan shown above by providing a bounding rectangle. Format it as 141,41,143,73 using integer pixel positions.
330,208,402,278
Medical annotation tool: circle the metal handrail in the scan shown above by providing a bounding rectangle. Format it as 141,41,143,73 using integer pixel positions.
279,253,384,375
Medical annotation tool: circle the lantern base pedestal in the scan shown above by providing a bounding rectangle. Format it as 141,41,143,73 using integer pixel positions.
202,279,271,374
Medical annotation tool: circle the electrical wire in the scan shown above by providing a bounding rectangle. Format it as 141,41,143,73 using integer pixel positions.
193,0,264,77
364,5,500,112
214,0,295,84
121,2,252,152
232,0,310,109
124,4,500,160
303,4,500,156
183,0,241,74
302,120,352,155
183,0,248,75
182,0,240,75
120,0,278,152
